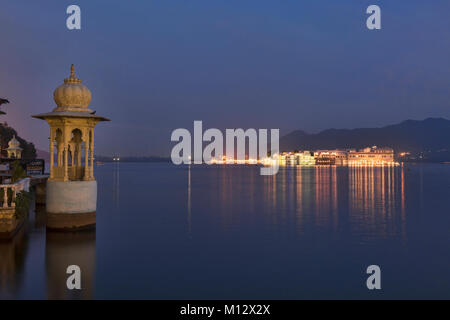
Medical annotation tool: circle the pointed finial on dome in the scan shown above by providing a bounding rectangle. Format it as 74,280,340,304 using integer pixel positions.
64,64,82,84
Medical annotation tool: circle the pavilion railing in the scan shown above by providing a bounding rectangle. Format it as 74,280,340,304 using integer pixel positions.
51,166,86,181
0,178,30,209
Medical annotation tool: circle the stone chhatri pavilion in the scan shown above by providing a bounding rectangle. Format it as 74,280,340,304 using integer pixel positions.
33,64,109,181
6,135,22,159
33,64,109,229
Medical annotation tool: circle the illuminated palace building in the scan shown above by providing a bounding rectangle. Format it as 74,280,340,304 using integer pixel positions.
277,146,397,166
314,150,349,165
278,151,316,166
347,146,395,166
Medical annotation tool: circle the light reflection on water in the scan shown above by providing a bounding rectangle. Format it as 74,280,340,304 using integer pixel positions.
1,163,450,299
208,165,406,242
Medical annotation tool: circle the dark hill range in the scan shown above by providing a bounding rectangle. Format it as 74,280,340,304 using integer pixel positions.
280,118,450,161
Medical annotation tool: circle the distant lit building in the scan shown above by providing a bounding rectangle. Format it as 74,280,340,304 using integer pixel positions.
298,151,315,166
237,146,397,167
314,150,348,165
315,151,336,165
333,150,348,165
277,151,315,166
312,147,396,166
348,146,395,166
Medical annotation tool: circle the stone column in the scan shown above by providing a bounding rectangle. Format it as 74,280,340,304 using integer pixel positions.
64,143,68,181
63,127,69,181
84,136,89,181
90,129,94,179
12,188,16,208
3,187,8,208
57,140,62,167
77,143,81,167
50,128,54,179
70,144,74,166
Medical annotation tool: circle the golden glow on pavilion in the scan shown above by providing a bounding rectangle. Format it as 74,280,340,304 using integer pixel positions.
32,65,110,182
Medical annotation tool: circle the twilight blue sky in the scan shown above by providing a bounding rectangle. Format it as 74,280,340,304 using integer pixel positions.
0,0,449,156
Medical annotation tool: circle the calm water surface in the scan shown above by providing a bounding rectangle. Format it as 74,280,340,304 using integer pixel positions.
1,163,450,299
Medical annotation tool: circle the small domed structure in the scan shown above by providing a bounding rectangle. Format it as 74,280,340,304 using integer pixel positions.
6,135,22,159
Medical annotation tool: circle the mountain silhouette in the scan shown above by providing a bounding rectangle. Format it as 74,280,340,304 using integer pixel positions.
280,118,450,155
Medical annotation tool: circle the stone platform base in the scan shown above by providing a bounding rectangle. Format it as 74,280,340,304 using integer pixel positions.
46,180,97,230
47,211,96,231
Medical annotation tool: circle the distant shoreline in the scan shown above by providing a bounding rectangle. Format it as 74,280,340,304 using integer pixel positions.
95,156,171,163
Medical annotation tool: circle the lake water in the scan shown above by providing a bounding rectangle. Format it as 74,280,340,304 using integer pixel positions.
1,163,450,299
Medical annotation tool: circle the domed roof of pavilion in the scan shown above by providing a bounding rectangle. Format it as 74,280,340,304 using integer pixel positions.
7,135,22,150
32,64,110,122
53,64,92,111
